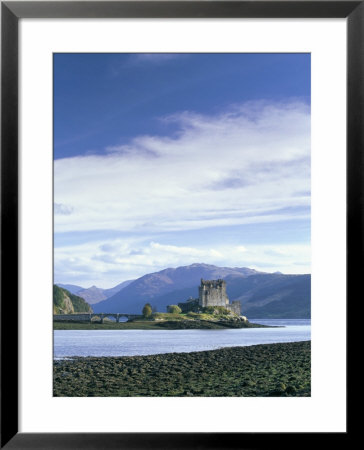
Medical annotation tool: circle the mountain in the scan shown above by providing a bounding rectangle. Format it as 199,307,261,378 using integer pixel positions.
56,283,85,295
93,263,310,318
53,285,93,314
55,280,133,305
93,263,261,314
103,280,134,298
76,286,108,305
224,273,311,318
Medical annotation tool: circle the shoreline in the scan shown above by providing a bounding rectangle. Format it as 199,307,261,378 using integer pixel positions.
54,339,311,360
53,319,275,330
54,341,311,397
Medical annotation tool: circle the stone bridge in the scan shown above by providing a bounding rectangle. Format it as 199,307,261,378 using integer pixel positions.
53,313,140,323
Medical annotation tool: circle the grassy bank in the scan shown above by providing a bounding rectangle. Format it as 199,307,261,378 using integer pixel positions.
54,311,271,330
53,341,310,397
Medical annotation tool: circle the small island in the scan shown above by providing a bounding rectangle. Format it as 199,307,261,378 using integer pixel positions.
53,310,270,330
54,278,273,330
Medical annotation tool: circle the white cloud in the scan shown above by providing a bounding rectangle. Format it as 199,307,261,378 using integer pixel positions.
54,101,310,235
54,238,310,288
54,203,73,215
54,101,310,285
127,53,188,66
110,54,189,76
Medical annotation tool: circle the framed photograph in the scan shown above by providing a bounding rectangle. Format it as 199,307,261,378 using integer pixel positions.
1,1,357,448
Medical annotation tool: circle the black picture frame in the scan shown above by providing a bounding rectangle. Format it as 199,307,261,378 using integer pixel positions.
1,1,357,448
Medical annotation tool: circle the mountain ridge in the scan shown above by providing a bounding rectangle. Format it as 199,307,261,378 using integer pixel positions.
92,263,310,318
56,279,134,305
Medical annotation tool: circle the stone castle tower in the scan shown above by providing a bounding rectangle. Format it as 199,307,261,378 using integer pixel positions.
198,279,241,315
199,279,228,307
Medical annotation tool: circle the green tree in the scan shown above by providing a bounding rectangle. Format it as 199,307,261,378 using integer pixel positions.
142,303,152,318
167,305,182,314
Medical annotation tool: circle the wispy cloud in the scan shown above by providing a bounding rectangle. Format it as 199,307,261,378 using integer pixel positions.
109,54,189,77
54,203,73,215
54,100,310,285
54,101,310,234
54,238,310,288
129,53,187,65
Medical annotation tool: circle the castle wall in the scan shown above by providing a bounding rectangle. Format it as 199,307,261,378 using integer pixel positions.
178,299,198,313
226,301,241,316
199,279,229,308
177,279,242,316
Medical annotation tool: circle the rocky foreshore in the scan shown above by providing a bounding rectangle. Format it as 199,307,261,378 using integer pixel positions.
54,341,311,397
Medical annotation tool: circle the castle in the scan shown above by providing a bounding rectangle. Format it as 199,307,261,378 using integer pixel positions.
178,279,241,315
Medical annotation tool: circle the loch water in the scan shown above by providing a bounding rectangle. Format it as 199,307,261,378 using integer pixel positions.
54,319,310,359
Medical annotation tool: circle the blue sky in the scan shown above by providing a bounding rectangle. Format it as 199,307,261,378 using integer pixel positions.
54,53,311,288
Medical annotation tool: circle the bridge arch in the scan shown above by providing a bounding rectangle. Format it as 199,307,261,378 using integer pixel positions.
53,313,140,323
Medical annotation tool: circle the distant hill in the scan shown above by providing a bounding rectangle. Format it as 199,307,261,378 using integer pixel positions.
76,286,108,304
103,280,134,298
224,273,311,318
53,285,93,314
55,280,133,305
93,263,257,314
92,263,310,318
56,284,85,295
